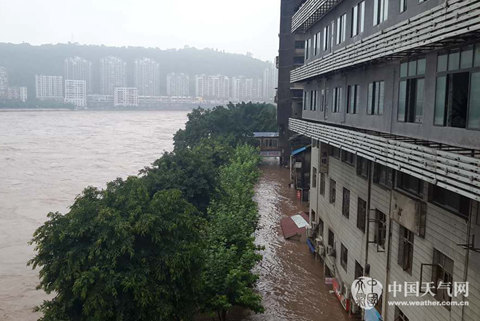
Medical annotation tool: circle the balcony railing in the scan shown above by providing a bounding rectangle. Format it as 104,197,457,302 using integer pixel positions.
291,0,343,33
291,0,480,83
289,118,480,202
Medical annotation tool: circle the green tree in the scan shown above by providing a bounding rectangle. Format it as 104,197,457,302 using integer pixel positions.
201,145,264,321
29,177,204,321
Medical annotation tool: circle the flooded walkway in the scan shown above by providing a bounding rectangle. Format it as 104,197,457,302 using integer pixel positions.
229,162,350,321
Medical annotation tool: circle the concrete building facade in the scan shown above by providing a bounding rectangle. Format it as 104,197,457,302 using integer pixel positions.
35,75,63,101
0,66,8,98
114,87,138,107
64,57,93,94
166,72,190,97
286,0,480,321
100,56,127,95
7,86,27,102
64,80,87,107
134,58,160,96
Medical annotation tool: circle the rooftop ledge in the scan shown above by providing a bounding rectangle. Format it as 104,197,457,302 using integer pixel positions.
292,0,343,33
289,118,480,202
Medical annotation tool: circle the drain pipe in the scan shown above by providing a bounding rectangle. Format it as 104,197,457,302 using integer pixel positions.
383,188,394,321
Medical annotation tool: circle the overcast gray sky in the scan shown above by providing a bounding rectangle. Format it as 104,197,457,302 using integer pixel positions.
0,0,280,61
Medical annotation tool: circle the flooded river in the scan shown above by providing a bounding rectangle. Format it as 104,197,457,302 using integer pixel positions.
0,110,349,321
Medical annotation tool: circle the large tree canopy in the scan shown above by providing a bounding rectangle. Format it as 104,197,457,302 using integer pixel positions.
29,179,204,321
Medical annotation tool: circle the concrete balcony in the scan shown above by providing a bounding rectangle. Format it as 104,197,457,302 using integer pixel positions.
291,0,480,83
289,118,480,201
291,0,343,33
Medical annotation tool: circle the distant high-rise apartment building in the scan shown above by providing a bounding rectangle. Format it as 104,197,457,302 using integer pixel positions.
64,57,93,93
7,87,27,102
134,58,160,96
114,87,138,107
100,56,127,95
195,74,230,99
166,73,190,97
262,63,277,101
0,66,8,98
195,74,208,98
64,80,86,107
35,75,63,101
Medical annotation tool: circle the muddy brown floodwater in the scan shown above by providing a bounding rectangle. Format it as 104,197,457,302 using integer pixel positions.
228,161,351,321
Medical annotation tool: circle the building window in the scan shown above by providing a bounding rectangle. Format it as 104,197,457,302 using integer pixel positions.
323,25,330,51
342,188,350,218
356,156,370,179
319,89,325,112
329,145,341,159
341,150,355,166
432,249,454,308
315,31,321,56
329,179,336,204
435,44,480,129
355,260,364,279
310,90,317,111
347,84,359,114
328,228,335,247
312,167,317,188
295,40,304,49
336,14,347,44
374,210,387,249
357,197,367,232
429,185,470,219
400,0,407,12
303,91,308,110
294,56,304,65
351,1,365,37
398,225,414,274
373,163,394,189
313,33,318,57
373,0,388,26
397,172,423,197
341,243,348,271
394,307,409,321
333,87,343,113
367,81,384,115
320,173,326,195
398,58,425,123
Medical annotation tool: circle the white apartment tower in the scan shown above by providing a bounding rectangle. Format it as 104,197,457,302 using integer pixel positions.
0,66,8,98
35,75,63,101
99,56,127,95
134,58,160,96
114,87,138,107
64,57,93,94
64,80,87,107
7,87,28,102
166,73,190,97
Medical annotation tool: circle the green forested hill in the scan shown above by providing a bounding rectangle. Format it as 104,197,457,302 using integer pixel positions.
0,43,270,96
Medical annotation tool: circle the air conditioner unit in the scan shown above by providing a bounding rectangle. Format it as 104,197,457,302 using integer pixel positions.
327,245,336,257
316,236,323,246
317,245,326,256
391,191,426,237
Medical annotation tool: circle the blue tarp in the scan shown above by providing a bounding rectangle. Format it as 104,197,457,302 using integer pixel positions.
365,308,383,321
306,238,315,253
291,145,310,156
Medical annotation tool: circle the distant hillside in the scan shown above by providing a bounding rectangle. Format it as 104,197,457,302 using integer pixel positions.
0,43,271,97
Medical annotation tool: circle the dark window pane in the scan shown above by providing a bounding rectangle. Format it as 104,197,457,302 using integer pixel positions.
434,76,447,126
408,60,417,76
415,78,424,122
400,62,408,77
437,54,448,72
468,72,480,129
417,58,426,75
448,72,469,128
461,48,473,69
448,51,460,71
475,44,480,67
